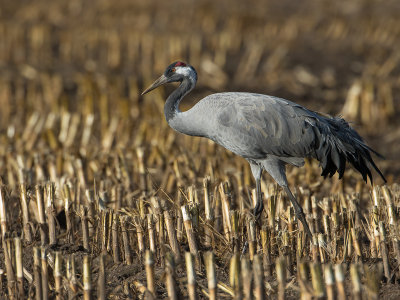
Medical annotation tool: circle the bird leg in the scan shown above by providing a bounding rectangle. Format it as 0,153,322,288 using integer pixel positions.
253,178,264,218
241,178,263,256
283,186,312,238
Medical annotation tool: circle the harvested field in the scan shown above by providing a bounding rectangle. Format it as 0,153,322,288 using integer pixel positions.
0,0,399,299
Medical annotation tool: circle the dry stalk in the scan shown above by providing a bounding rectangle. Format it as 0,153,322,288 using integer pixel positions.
46,182,57,246
298,261,312,300
133,216,145,261
136,147,147,192
372,206,380,258
145,250,156,297
241,256,252,300
63,184,75,244
85,189,95,230
282,230,293,275
219,182,232,241
203,177,213,248
164,210,181,263
276,257,286,300
181,205,200,268
75,158,87,190
147,214,156,253
19,183,32,242
185,252,197,300
204,251,217,300
381,187,400,276
261,226,272,276
112,212,121,263
317,233,326,264
368,212,378,258
214,186,223,236
379,221,390,281
14,237,24,299
350,264,362,300
324,264,335,300
168,192,180,239
247,216,256,261
323,215,331,238
230,210,239,252
106,208,113,252
34,247,42,300
310,262,325,299
334,264,346,300
36,185,49,245
351,228,362,261
364,263,382,300
165,252,179,300
98,254,106,300
83,255,91,300
229,252,241,299
80,206,90,252
54,252,62,300
296,231,305,266
253,255,265,300
311,196,320,233
188,185,200,229
0,189,14,298
0,269,3,295
99,210,108,251
66,254,78,299
158,211,166,267
41,247,49,299
121,216,132,265
382,186,396,228
312,235,319,262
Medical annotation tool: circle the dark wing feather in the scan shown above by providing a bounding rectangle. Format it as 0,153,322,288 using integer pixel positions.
311,115,386,183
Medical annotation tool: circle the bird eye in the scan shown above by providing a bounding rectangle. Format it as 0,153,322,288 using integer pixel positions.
172,68,176,72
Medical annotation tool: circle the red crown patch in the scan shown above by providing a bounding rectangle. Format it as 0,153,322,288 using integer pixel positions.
174,62,187,67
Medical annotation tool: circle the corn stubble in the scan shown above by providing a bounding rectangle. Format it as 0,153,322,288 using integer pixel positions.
0,0,399,299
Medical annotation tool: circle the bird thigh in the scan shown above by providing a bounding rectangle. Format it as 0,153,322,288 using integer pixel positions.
248,161,262,181
261,160,288,187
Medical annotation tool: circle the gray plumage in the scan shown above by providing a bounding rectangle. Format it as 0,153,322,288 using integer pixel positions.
142,61,386,237
183,92,385,183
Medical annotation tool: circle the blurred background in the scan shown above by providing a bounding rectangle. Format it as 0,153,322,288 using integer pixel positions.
0,1,400,298
0,0,399,180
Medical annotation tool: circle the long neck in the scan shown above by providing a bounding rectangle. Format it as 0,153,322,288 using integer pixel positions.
164,77,195,123
164,76,206,137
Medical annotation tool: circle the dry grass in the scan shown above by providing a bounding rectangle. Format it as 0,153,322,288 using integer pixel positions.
0,0,399,298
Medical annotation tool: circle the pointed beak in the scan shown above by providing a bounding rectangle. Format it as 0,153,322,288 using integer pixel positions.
141,74,169,95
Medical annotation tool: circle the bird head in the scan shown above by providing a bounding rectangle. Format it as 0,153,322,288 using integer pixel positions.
141,61,197,95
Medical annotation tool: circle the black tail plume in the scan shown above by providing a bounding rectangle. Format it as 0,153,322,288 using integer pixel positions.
313,117,386,184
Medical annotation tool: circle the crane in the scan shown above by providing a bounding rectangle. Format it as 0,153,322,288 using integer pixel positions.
142,61,386,237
